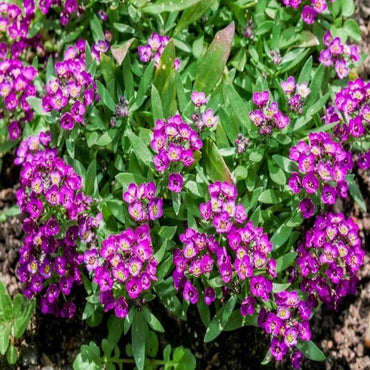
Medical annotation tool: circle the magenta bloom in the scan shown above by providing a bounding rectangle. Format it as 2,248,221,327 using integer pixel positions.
335,59,349,79
240,296,256,316
114,296,129,318
183,280,198,304
253,90,269,107
204,286,216,305
301,5,315,24
300,198,315,218
168,173,183,193
191,91,208,107
61,112,74,130
8,120,20,140
270,337,288,361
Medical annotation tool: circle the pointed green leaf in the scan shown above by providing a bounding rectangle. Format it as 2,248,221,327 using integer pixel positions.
143,0,201,14
297,341,325,361
202,138,233,184
195,22,235,95
132,311,148,370
127,132,153,167
204,295,237,342
154,40,175,94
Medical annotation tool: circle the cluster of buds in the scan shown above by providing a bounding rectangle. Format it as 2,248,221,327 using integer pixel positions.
138,32,180,70
190,91,218,132
41,39,98,130
283,0,338,25
270,50,282,65
87,224,158,318
173,181,277,308
319,31,360,79
151,115,202,172
243,20,254,40
281,76,310,114
297,212,364,310
0,59,38,140
288,132,353,218
15,133,100,318
250,90,290,135
234,133,249,154
39,0,85,26
123,182,163,222
111,95,129,127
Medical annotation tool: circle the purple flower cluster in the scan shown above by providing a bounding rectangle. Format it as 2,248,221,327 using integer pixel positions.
151,115,202,172
358,150,370,170
138,32,180,70
190,91,218,132
0,59,38,140
173,181,277,307
39,0,83,26
297,212,364,310
234,133,249,154
288,132,352,218
41,39,98,130
258,290,315,368
282,0,336,25
281,76,310,114
123,182,163,222
324,78,369,142
89,224,158,318
15,133,99,318
319,31,360,79
0,1,43,60
250,90,290,135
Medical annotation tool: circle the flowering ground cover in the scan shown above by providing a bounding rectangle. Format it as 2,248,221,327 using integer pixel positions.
0,0,369,369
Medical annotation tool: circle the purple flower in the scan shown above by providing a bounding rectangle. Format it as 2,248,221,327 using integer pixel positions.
204,287,216,305
191,91,208,107
270,337,288,361
183,280,198,304
114,296,129,318
253,90,270,107
299,198,315,218
240,296,256,316
168,173,183,193
8,120,20,140
335,59,349,79
301,5,315,24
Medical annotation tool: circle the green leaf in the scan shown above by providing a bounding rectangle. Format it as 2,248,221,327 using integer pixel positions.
347,174,367,212
298,56,313,84
157,226,177,240
151,84,164,123
272,282,291,293
143,0,201,14
197,296,210,327
154,40,176,95
341,0,355,17
268,159,286,186
296,341,325,361
137,61,155,101
225,83,252,133
6,343,17,364
124,307,135,335
344,19,361,43
223,311,258,331
204,295,237,342
171,192,181,216
123,55,134,100
96,80,115,112
255,20,274,36
272,154,298,173
275,252,297,273
306,64,325,106
127,131,153,167
161,70,177,117
111,38,135,65
85,160,97,197
202,138,233,184
26,97,50,116
195,22,235,95
172,346,196,370
174,0,216,35
258,189,287,204
297,31,319,48
145,330,159,358
73,342,102,370
0,323,10,355
271,225,293,250
143,307,165,333
0,281,12,320
132,311,148,370
90,14,105,43
13,295,35,338
115,172,147,189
